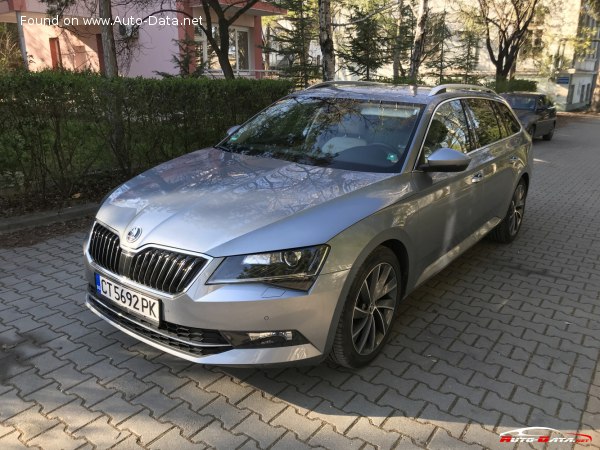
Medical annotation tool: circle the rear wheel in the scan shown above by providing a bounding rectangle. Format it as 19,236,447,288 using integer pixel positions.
527,125,536,139
543,122,555,141
489,179,527,244
330,247,401,368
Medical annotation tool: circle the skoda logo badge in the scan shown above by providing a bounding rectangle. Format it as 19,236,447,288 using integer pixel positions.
127,227,142,243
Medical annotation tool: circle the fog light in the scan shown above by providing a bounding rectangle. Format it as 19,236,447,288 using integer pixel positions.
248,331,293,342
221,330,307,348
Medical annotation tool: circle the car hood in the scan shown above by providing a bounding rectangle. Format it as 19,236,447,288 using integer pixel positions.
97,148,411,256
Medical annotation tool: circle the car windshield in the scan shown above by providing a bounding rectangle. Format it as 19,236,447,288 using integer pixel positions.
504,95,537,110
218,97,423,173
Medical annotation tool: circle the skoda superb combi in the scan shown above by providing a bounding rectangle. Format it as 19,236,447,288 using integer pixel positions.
84,82,532,368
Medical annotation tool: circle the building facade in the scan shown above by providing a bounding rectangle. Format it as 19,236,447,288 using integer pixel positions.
0,0,284,78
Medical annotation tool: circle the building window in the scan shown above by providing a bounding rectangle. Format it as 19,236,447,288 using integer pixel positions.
49,38,62,69
567,85,574,104
74,45,87,70
523,28,543,56
586,83,592,102
196,26,250,72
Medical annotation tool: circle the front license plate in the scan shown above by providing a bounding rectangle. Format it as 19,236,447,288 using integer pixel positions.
95,273,160,323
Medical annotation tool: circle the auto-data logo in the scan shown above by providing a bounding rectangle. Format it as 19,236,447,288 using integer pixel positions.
499,427,592,444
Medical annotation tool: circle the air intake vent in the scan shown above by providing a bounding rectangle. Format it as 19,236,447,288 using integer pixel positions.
88,223,207,294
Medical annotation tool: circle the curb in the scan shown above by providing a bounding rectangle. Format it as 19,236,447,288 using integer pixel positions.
0,203,99,234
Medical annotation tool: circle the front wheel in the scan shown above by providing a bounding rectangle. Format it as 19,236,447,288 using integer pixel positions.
489,179,528,244
329,247,401,368
543,122,555,141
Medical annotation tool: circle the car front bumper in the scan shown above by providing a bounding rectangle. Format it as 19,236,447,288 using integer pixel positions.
84,253,349,366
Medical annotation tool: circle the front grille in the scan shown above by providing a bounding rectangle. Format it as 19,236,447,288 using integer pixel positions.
89,223,207,294
88,291,232,357
89,222,122,274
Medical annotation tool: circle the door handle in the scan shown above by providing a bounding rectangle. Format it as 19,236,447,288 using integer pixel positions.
472,172,483,183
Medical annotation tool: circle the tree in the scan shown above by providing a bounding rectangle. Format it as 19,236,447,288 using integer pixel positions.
318,0,335,80
450,18,482,83
268,0,319,87
475,0,541,84
589,0,600,112
98,0,118,77
408,0,428,82
339,4,390,80
388,0,416,82
424,10,453,84
0,23,22,72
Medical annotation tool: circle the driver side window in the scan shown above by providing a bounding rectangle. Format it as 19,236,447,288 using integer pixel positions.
422,100,471,164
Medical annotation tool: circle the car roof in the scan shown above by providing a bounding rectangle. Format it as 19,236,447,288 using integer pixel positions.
292,81,502,105
501,92,543,97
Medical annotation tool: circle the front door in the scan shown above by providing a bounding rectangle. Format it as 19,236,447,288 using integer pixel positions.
413,99,484,275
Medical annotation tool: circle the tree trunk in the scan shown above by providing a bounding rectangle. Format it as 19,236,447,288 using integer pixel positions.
318,0,335,81
408,0,428,83
392,0,404,82
218,19,235,79
98,0,118,78
98,0,126,174
495,67,507,85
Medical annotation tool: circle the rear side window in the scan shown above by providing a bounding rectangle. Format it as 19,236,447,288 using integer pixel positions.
463,98,504,148
422,100,471,160
494,101,521,135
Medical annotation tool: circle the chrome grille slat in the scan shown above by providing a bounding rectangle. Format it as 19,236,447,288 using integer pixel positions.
141,251,156,286
101,229,111,268
149,252,167,287
88,223,207,294
169,256,190,293
162,255,184,292
136,251,151,283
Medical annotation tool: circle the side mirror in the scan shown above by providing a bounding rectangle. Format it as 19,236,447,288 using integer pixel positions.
419,147,470,173
226,125,241,136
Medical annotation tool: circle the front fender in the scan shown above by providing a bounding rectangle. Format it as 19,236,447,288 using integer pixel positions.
320,196,420,356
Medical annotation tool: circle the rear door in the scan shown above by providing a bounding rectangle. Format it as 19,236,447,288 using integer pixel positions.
462,98,521,223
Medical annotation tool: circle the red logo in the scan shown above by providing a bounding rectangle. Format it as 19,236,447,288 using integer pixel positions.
499,427,592,444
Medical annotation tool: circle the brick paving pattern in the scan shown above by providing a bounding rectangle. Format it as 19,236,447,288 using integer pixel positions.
1,115,599,449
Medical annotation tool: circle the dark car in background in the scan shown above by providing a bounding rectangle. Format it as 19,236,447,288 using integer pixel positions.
501,92,557,141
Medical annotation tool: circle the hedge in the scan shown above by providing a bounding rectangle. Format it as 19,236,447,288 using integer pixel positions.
486,78,538,93
0,71,294,210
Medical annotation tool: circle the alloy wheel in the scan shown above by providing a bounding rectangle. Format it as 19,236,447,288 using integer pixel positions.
351,262,398,355
508,183,526,236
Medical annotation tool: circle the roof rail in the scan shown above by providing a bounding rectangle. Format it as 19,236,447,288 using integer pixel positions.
428,84,496,96
306,80,385,90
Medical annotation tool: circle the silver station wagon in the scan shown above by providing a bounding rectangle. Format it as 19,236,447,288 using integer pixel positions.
84,82,532,368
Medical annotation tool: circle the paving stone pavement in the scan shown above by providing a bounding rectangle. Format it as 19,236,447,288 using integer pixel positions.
1,115,600,449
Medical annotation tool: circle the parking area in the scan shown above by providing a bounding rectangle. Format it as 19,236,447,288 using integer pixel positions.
1,114,600,450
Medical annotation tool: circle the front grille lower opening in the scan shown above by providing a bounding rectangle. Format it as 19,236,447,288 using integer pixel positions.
88,292,232,357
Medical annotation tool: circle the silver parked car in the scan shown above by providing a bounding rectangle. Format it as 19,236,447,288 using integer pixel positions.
84,82,532,368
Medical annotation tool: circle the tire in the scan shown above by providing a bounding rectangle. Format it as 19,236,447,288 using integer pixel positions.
526,125,536,140
543,122,555,141
329,246,401,368
488,178,528,244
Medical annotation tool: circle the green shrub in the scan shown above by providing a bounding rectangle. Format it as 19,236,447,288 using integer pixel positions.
487,78,538,93
0,71,294,209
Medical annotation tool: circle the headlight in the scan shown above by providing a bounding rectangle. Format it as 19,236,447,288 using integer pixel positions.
208,245,329,291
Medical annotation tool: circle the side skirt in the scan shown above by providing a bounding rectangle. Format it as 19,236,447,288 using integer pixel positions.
414,217,501,287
